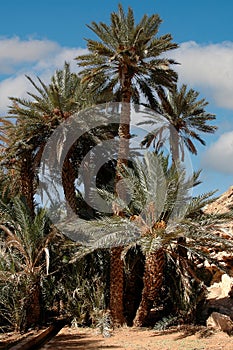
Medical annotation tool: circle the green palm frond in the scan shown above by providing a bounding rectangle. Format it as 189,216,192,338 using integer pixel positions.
140,84,216,162
76,4,178,104
67,151,233,263
0,197,55,272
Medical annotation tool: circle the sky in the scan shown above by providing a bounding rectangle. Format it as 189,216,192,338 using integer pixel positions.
0,0,233,198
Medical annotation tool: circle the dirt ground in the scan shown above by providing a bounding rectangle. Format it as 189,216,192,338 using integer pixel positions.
40,325,233,350
1,325,233,350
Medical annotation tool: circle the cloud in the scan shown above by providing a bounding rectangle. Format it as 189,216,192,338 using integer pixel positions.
0,75,32,113
201,131,233,174
2,38,233,116
0,37,87,114
0,37,60,74
172,41,233,109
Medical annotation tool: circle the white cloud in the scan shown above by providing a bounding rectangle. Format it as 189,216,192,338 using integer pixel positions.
0,75,31,113
0,37,87,114
34,47,87,72
172,41,233,109
201,131,233,174
2,37,233,116
0,37,60,74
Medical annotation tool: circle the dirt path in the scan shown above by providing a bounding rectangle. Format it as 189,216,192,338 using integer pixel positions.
40,326,233,350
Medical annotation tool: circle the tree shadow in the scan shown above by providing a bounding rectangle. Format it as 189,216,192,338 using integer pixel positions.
150,325,217,340
174,325,217,340
45,331,120,349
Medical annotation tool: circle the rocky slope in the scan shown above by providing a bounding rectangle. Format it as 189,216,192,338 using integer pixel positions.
205,185,233,236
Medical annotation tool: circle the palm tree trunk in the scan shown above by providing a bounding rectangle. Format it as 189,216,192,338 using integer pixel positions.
62,155,77,216
24,277,41,330
133,248,165,326
109,247,125,326
170,126,180,164
115,69,131,182
20,151,35,216
110,72,132,327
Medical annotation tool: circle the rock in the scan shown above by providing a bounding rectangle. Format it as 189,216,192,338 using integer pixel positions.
207,312,233,334
205,274,233,320
203,186,233,275
204,186,233,239
208,274,233,299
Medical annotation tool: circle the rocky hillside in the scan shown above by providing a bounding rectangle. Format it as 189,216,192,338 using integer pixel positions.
205,185,233,236
203,187,233,330
203,186,233,278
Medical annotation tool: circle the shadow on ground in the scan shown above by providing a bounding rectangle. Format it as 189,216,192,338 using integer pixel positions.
42,331,119,349
151,325,217,340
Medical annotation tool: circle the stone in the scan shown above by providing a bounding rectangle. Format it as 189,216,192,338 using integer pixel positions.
207,312,233,334
206,274,233,320
207,274,233,299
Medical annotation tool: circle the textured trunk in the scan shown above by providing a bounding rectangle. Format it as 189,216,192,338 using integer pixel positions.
133,248,165,326
115,70,131,192
62,155,77,216
124,249,144,325
24,278,41,330
170,126,180,164
110,70,132,327
115,102,130,176
109,247,125,326
20,151,35,216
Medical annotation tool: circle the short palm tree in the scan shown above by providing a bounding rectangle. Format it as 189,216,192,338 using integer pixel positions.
76,3,178,326
0,197,56,330
68,152,233,327
141,84,217,163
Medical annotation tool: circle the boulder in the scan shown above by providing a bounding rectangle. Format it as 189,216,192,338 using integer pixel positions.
207,274,233,299
205,274,233,320
207,312,233,334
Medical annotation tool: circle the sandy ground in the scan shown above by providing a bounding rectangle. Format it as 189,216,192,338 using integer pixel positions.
39,325,233,350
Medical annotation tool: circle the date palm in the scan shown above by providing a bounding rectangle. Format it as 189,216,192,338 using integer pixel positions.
0,118,22,201
0,197,55,330
141,84,216,163
68,152,233,326
0,63,90,215
76,3,178,326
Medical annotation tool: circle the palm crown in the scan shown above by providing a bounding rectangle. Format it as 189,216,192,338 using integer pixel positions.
141,84,217,162
76,4,178,106
0,63,94,214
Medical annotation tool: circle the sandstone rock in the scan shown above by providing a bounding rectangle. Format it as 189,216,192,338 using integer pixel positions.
203,186,233,277
207,274,233,299
205,186,233,216
207,312,233,334
204,186,233,239
205,274,233,319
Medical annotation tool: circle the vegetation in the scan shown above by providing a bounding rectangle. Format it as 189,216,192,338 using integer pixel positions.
140,84,217,163
0,2,232,335
76,2,178,326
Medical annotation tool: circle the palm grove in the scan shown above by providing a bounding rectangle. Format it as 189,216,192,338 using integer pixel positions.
0,4,232,333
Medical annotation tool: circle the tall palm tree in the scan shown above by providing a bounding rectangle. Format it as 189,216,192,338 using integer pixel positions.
76,3,178,326
0,63,90,216
141,84,217,163
0,118,22,200
68,152,233,327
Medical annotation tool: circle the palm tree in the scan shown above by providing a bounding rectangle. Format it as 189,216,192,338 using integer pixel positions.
0,63,90,216
0,197,56,330
0,119,22,201
141,84,217,163
76,3,178,326
68,152,233,327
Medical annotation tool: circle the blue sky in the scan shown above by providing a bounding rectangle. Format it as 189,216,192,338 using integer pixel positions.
0,0,233,197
